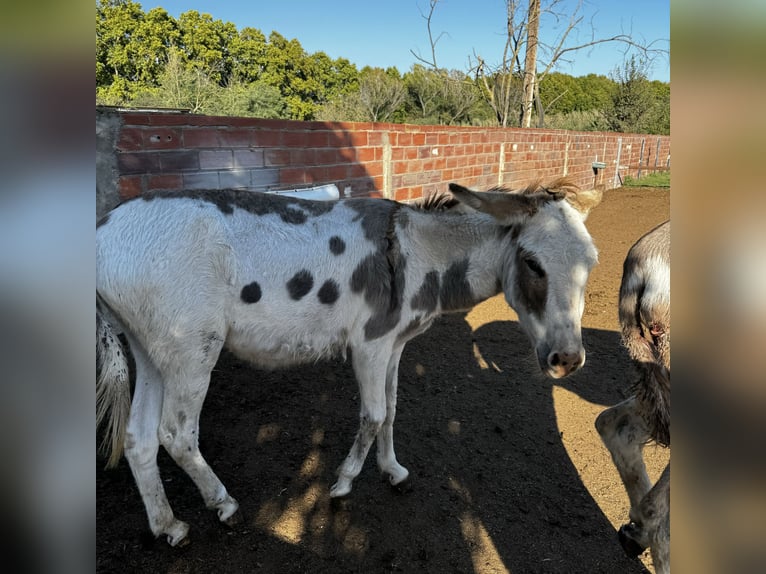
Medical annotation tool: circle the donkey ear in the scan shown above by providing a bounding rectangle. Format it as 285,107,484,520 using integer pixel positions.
448,183,539,222
447,183,484,210
565,187,603,219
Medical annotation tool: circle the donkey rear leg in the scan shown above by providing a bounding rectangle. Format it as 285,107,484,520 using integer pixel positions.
330,345,389,498
595,397,653,521
123,337,189,546
158,346,239,528
376,345,409,488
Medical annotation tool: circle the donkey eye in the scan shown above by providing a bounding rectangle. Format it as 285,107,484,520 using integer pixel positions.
524,258,545,277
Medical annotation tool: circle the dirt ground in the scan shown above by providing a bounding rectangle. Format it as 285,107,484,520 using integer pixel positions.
97,186,670,574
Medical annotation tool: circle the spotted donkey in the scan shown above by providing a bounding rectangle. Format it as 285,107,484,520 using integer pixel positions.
97,179,601,546
595,220,670,574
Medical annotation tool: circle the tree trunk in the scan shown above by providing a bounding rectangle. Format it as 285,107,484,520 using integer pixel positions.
534,82,545,127
520,0,540,128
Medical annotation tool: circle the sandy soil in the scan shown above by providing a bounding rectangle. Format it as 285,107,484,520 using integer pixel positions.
97,186,670,574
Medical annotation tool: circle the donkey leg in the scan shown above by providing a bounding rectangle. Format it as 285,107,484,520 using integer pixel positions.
642,464,670,574
595,397,652,522
330,344,388,498
122,337,189,546
376,345,409,487
158,345,239,527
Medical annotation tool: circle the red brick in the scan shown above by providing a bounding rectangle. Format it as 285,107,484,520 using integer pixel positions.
346,131,368,147
265,149,290,167
282,131,312,147
280,167,308,185
338,147,356,163
326,165,349,180
251,130,282,147
159,150,199,172
118,176,143,199
143,128,182,149
356,147,376,163
218,129,251,147
147,174,183,191
147,113,194,126
117,127,144,151
183,129,219,148
120,113,151,126
303,131,330,147
290,148,316,166
118,152,159,175
348,163,369,178
363,162,383,178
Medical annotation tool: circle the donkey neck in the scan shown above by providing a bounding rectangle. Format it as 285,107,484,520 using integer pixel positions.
399,208,514,312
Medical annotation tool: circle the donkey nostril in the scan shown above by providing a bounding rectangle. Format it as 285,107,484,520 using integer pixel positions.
550,353,560,366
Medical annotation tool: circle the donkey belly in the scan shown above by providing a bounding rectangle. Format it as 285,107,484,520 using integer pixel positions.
224,306,355,369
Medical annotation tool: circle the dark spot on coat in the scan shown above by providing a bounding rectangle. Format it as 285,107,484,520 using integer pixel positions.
141,189,335,223
287,270,314,300
349,203,406,340
514,248,548,317
411,271,440,313
346,198,399,243
439,259,475,312
329,236,346,255
318,279,340,304
241,281,262,304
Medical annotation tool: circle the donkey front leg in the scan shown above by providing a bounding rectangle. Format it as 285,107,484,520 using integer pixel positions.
330,344,389,498
376,345,409,488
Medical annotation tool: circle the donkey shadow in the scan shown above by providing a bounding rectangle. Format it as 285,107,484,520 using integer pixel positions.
96,310,651,574
387,311,652,573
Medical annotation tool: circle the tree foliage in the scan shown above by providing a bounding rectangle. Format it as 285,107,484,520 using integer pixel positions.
602,56,669,135
95,0,668,133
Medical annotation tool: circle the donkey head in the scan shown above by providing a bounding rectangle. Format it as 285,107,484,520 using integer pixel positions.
449,180,601,379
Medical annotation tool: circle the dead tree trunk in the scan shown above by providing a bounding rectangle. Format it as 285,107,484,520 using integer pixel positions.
520,0,540,128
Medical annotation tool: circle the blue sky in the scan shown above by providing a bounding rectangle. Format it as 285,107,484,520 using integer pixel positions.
144,0,670,82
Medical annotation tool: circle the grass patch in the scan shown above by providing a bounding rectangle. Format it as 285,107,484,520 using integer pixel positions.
622,171,670,187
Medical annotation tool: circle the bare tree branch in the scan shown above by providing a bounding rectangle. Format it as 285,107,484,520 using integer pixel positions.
410,0,448,70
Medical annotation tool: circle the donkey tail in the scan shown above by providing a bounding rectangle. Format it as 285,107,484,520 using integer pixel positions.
97,301,131,468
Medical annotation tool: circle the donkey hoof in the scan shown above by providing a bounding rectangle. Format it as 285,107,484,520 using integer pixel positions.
216,498,240,526
221,508,243,528
386,474,413,494
330,478,352,499
618,523,646,558
165,521,190,547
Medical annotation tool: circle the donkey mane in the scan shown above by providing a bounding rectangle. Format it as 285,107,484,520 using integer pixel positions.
412,177,580,212
496,176,580,197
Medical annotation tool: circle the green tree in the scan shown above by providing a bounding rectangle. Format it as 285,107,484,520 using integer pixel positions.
646,80,670,135
577,74,613,111
97,0,175,103
214,79,287,118
130,47,219,113
176,10,238,85
404,65,446,123
603,56,657,134
357,68,407,122
229,27,269,83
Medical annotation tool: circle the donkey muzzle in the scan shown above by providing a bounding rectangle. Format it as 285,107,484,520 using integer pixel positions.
542,348,585,378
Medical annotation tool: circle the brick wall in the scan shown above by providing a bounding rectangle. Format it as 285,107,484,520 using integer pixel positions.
100,107,670,206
